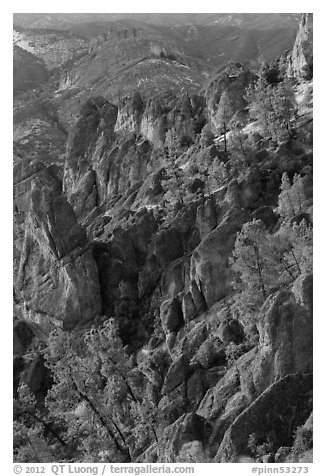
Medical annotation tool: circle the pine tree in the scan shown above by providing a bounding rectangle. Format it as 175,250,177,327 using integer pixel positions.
14,384,64,462
245,76,274,139
200,124,215,147
245,76,297,143
231,216,312,322
228,131,252,180
161,129,188,218
277,173,307,220
271,80,297,140
44,325,132,462
42,319,167,462
215,91,233,152
231,219,274,314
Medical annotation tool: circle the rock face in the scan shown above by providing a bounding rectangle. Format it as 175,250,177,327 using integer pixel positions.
190,209,245,307
194,273,313,461
205,63,256,129
17,167,102,330
287,13,313,79
157,413,212,462
63,97,118,216
215,373,312,462
62,91,209,220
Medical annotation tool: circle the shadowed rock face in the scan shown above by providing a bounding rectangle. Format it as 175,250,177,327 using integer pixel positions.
215,373,312,462
17,167,102,330
190,208,247,307
13,45,48,95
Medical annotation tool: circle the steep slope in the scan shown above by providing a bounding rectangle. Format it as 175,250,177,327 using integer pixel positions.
13,26,89,72
13,45,48,95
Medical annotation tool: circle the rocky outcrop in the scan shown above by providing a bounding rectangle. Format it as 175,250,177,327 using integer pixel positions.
254,275,313,392
190,209,245,307
63,97,118,216
205,63,256,129
195,273,313,459
115,92,144,134
215,373,312,462
17,168,101,330
160,297,184,333
140,98,167,148
287,14,313,80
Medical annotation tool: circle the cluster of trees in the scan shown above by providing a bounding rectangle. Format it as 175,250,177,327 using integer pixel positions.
14,319,172,462
210,70,298,154
245,76,298,142
158,63,301,222
231,172,312,320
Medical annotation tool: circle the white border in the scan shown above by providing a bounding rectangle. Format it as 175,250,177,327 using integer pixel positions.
4,3,324,474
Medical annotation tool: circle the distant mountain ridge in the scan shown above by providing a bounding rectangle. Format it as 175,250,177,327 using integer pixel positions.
12,13,302,165
13,13,301,30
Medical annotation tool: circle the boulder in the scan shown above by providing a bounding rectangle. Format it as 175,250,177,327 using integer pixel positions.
217,319,245,345
160,297,184,334
162,355,190,394
190,338,226,370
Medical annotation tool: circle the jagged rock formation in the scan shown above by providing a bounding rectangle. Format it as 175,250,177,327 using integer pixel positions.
13,13,313,464
62,92,206,219
15,161,101,331
287,13,313,79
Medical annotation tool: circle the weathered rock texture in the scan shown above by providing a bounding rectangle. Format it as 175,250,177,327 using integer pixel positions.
17,167,101,330
215,373,312,462
287,13,313,79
